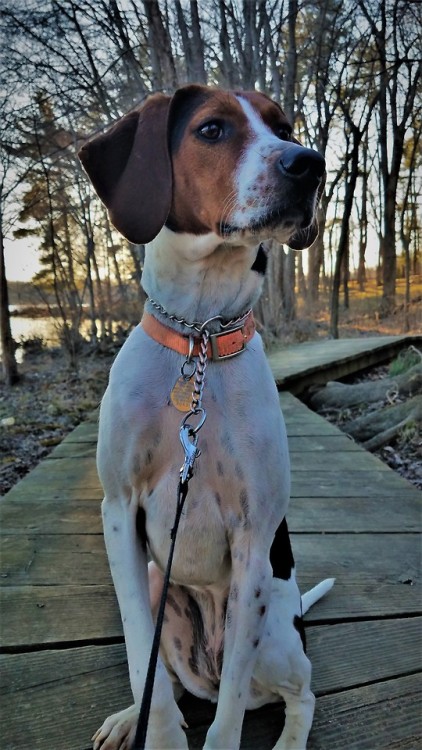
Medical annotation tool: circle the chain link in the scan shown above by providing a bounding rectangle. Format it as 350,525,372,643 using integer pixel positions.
147,297,252,334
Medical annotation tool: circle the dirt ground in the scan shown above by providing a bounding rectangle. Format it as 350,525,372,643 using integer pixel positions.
0,347,113,495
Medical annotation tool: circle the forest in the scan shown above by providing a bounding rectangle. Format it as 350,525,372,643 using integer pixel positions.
0,0,421,384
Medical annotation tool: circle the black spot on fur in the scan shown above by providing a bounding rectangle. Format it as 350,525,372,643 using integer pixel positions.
215,492,222,506
270,517,295,580
294,615,307,652
174,636,183,651
167,593,182,617
145,449,153,465
235,463,244,480
217,461,224,476
136,508,147,550
259,605,266,616
251,243,268,275
255,588,261,598
253,638,260,648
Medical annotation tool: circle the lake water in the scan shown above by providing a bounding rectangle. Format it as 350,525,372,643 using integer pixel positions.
11,316,60,347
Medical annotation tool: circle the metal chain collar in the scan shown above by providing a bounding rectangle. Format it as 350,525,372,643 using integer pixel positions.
147,296,252,483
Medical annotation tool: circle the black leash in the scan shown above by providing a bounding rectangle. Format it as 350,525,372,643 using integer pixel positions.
132,478,189,750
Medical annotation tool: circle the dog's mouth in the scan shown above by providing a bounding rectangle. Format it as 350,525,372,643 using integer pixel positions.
221,204,313,238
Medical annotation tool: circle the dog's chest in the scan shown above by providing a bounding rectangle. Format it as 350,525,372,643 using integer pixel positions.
101,325,290,583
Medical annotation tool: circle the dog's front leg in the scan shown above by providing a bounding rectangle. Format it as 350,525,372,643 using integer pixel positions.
204,546,273,750
93,492,188,750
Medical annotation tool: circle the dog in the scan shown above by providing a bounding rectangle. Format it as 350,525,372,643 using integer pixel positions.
79,84,334,750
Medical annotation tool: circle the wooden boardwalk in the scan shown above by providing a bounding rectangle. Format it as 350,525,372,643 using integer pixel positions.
1,335,421,749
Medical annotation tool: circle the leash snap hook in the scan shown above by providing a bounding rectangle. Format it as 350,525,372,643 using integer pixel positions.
179,421,200,484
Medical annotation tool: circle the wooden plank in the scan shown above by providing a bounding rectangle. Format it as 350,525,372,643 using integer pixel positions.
0,585,121,647
1,578,419,649
2,487,419,536
48,436,363,457
0,644,131,750
1,619,420,750
1,533,419,588
18,457,101,488
308,617,422,693
59,422,98,443
0,534,110,586
287,435,361,451
34,446,395,472
1,484,103,503
309,673,422,750
1,535,419,648
0,500,102,535
291,468,418,495
292,533,420,586
290,450,391,471
269,335,421,391
47,443,96,459
288,494,422,532
48,435,364,458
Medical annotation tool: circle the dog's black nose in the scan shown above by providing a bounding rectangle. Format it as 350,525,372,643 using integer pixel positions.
278,145,325,182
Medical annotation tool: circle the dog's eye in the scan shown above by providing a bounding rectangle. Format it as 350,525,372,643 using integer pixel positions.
197,121,223,141
276,127,292,142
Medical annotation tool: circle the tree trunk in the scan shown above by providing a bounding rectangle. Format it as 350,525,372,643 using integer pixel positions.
309,361,422,411
142,0,177,91
344,395,422,444
357,135,368,291
330,131,360,338
190,1,206,83
0,226,19,385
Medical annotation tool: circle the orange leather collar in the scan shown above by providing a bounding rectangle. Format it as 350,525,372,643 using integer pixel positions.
141,310,256,361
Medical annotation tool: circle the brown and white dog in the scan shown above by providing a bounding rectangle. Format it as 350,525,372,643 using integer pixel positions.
79,85,334,750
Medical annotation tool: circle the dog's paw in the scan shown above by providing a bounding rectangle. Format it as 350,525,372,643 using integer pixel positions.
92,702,189,750
92,704,138,750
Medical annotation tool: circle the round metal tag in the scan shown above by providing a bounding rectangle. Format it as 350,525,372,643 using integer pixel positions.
170,376,194,412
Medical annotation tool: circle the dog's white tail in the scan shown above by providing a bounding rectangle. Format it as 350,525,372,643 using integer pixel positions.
301,578,335,614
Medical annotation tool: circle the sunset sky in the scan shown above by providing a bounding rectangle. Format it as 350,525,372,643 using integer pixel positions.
4,237,41,282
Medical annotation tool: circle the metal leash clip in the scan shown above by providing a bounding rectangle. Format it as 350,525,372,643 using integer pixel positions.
179,408,206,484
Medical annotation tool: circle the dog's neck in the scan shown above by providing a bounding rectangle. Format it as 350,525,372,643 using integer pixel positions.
141,227,265,329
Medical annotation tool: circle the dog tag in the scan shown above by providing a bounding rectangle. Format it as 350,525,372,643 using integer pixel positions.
171,376,194,412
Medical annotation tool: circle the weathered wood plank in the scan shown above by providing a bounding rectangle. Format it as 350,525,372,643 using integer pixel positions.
291,450,391,471
1,579,420,649
288,494,421,532
0,585,120,647
1,534,419,647
2,488,419,536
0,534,110,586
1,533,419,588
17,457,101,488
47,443,97,459
269,335,421,392
59,422,98,443
0,500,102,535
2,619,420,750
288,435,361,451
48,435,363,458
309,673,422,750
4,466,412,498
42,449,390,474
1,484,103,503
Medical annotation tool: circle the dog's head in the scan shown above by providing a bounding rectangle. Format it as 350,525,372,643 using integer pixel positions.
79,85,325,250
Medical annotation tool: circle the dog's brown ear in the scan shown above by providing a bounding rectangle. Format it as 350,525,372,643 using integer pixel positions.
78,94,172,244
288,162,326,250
